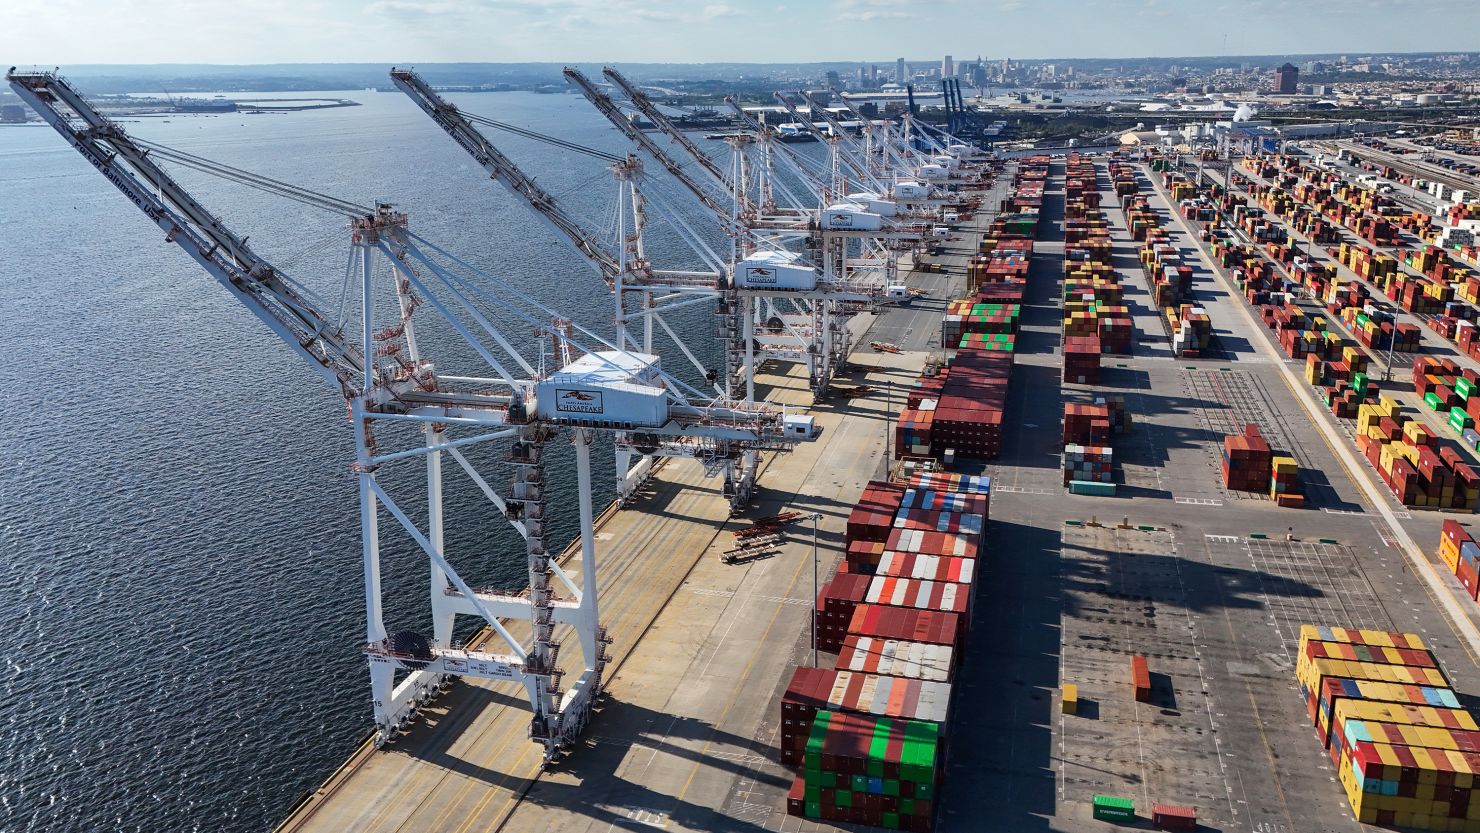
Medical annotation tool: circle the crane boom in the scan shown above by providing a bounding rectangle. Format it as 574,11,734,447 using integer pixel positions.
601,68,732,194
390,69,623,288
562,67,734,226
801,91,870,164
723,96,826,203
7,70,363,394
770,92,874,191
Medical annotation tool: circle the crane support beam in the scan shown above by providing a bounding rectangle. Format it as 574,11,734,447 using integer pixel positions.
601,67,732,193
390,69,623,288
563,67,734,227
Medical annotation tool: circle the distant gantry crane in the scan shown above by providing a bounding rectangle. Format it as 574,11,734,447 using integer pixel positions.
8,68,807,766
563,67,930,402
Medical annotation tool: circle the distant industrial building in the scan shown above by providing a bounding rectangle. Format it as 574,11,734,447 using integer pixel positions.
1274,63,1299,94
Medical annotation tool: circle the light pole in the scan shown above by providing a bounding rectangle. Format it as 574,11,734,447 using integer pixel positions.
809,512,822,667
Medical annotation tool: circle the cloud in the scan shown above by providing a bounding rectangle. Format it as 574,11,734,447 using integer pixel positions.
833,0,921,20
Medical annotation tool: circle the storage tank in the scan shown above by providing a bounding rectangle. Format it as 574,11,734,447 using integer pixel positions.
735,250,818,290
821,202,884,231
534,350,669,427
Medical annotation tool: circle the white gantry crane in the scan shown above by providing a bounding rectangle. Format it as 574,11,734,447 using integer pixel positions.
10,69,804,766
567,68,925,401
389,68,748,506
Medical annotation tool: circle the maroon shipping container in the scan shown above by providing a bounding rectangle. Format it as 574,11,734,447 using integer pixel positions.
815,572,871,652
846,481,907,544
845,604,960,647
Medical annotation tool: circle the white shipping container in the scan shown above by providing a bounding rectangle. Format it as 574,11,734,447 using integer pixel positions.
840,637,954,683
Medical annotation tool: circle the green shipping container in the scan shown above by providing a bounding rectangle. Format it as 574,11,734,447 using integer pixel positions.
1069,480,1116,496
1459,378,1475,399
1450,410,1473,432
1092,794,1136,822
1425,392,1444,411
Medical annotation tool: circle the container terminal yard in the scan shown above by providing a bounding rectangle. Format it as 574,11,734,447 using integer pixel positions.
14,62,1480,833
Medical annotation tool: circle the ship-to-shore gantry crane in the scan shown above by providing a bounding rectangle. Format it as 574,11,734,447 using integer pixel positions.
9,68,805,767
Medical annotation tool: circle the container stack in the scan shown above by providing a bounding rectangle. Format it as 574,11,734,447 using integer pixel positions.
1297,624,1480,831
1109,157,1206,356
893,407,933,459
779,667,950,767
784,471,992,829
1435,520,1480,603
1062,445,1114,492
1063,335,1101,385
1222,424,1273,492
1270,455,1304,508
929,349,1013,460
1356,394,1480,510
787,711,941,831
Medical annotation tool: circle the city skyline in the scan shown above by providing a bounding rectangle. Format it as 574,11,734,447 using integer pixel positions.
5,0,1480,65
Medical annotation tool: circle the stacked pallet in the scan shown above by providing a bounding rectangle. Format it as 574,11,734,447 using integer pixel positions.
1297,624,1480,831
785,471,991,829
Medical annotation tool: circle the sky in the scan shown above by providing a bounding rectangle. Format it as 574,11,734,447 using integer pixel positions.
4,0,1479,64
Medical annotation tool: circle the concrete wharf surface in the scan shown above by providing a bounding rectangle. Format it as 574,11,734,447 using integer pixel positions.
276,158,1480,833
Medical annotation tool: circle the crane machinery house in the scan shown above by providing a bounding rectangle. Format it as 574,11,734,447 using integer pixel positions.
918,164,948,180
534,351,669,428
821,202,884,231
893,181,930,200
845,192,900,217
736,250,818,290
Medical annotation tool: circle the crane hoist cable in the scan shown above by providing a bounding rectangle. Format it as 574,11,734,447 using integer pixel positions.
132,137,374,217
457,111,624,164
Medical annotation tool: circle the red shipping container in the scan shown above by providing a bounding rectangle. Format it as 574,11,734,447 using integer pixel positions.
1132,655,1151,702
1152,804,1197,830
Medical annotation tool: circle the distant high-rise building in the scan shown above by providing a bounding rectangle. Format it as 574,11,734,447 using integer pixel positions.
943,55,954,78
896,57,906,83
870,64,878,85
825,70,841,90
856,65,866,87
1274,62,1298,94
